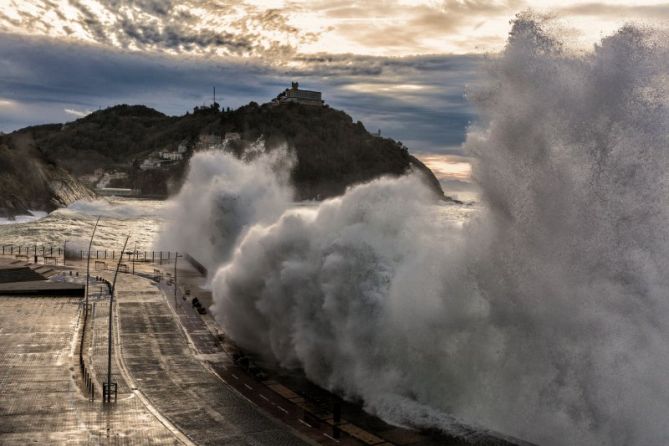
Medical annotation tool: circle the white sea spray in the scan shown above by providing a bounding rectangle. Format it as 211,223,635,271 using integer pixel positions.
156,142,294,272
169,16,669,446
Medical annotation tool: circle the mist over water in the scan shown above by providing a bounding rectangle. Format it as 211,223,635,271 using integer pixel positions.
168,16,669,446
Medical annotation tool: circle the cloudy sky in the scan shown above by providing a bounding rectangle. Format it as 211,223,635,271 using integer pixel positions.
1,0,667,190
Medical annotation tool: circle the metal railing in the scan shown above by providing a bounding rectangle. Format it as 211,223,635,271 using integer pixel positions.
79,303,96,401
0,244,180,266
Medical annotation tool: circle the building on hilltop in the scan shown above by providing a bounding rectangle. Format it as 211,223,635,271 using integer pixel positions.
195,134,223,150
273,82,323,106
140,158,163,170
158,150,183,161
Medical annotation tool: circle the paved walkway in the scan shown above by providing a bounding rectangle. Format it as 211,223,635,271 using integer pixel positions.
0,297,181,445
106,270,314,446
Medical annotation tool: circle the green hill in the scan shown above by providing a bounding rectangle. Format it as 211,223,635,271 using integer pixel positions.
1,101,450,216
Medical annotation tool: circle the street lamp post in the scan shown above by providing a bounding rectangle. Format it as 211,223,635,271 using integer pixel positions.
105,235,130,404
174,252,183,308
85,217,101,319
132,242,137,275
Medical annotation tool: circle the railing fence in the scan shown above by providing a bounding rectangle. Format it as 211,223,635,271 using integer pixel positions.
0,244,178,265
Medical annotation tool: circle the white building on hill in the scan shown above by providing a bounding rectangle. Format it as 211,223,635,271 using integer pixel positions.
274,82,323,106
159,151,183,161
140,158,163,170
196,134,223,150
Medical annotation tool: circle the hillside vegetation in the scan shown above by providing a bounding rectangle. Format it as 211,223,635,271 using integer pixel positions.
1,101,449,216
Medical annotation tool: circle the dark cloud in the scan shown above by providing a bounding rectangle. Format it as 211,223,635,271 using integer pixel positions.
69,0,110,43
117,18,258,54
44,0,67,21
0,0,315,58
121,0,176,16
109,1,273,55
0,33,479,155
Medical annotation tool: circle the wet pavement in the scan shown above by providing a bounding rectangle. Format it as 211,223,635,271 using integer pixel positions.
110,272,312,446
0,296,180,445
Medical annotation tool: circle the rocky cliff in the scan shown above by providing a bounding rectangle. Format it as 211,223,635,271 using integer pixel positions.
0,132,94,218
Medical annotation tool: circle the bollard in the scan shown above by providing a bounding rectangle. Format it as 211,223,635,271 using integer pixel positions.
333,399,341,439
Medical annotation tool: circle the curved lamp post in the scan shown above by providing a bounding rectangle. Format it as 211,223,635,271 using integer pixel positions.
174,252,183,308
85,217,101,318
105,234,130,404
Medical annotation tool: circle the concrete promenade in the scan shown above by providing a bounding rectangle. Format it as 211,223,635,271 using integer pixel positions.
0,296,181,445
106,270,313,446
0,257,313,445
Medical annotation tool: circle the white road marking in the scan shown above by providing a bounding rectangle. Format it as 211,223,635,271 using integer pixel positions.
323,433,340,443
278,406,289,414
244,383,253,390
259,394,270,402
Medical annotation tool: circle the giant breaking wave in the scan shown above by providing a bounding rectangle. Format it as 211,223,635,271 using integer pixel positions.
165,16,669,446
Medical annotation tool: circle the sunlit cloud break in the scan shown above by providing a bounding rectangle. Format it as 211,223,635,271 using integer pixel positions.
417,153,472,181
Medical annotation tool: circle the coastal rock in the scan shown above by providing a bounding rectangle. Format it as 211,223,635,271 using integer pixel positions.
0,132,93,219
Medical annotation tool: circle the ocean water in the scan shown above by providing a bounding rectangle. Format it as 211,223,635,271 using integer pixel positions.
0,197,473,255
0,211,48,226
0,198,167,252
